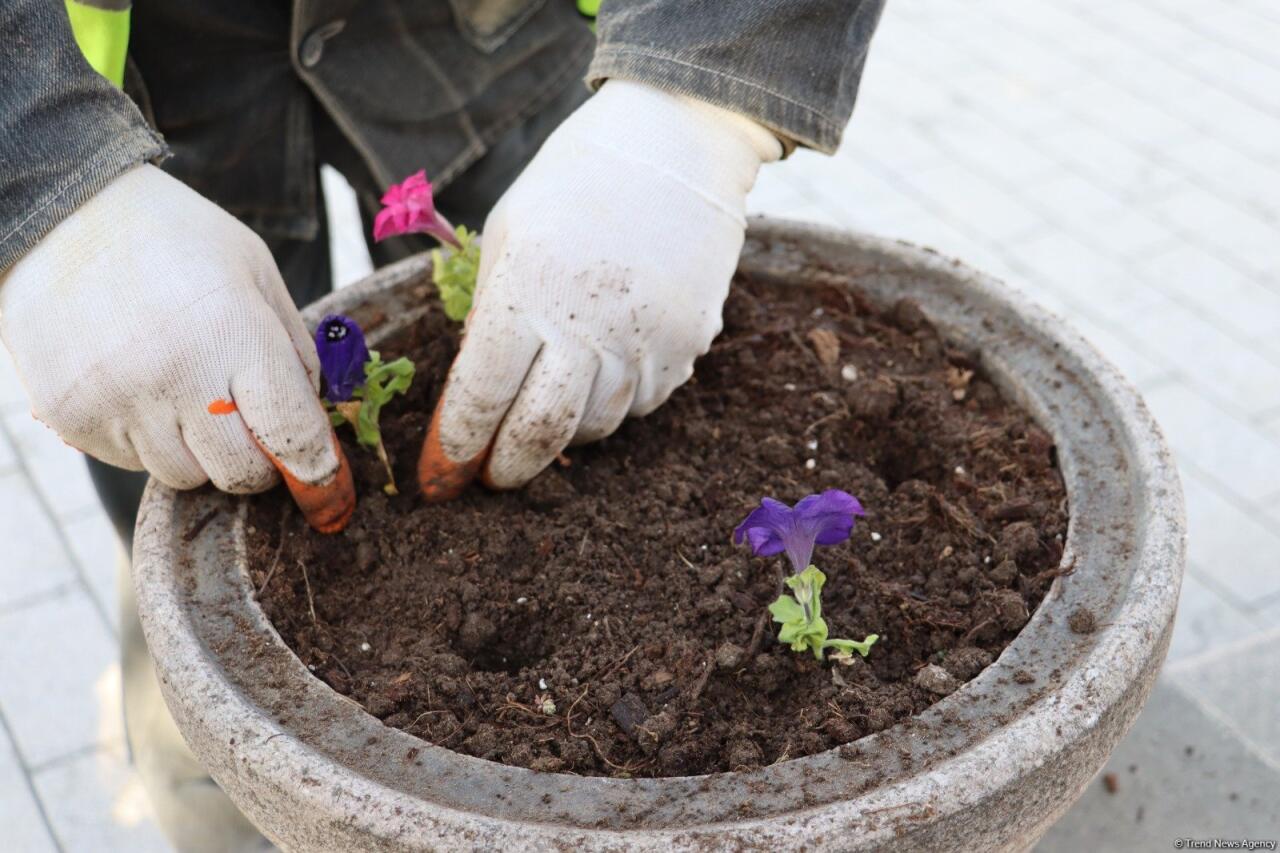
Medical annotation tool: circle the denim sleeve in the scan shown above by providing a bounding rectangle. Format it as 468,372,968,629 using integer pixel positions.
0,0,167,273
587,0,885,154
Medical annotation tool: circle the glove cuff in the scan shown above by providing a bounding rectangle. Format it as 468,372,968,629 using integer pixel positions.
571,80,780,213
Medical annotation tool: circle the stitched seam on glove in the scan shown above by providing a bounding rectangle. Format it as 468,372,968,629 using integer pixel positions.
556,131,749,225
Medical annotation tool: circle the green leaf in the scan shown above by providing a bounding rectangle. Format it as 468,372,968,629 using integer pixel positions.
350,352,415,449
786,565,827,621
431,225,481,321
768,594,805,624
328,410,346,428
772,567,877,661
825,633,879,658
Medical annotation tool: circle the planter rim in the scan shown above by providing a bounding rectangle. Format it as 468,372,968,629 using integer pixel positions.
133,217,1185,850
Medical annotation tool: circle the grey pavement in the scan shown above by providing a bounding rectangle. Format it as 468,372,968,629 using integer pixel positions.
2,0,1278,848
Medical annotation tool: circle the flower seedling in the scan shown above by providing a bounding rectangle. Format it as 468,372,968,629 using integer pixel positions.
734,490,879,662
374,170,481,321
316,315,415,495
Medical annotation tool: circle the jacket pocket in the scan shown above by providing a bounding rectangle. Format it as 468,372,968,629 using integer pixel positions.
448,0,547,53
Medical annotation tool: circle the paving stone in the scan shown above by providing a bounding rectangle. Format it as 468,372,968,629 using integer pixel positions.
1153,5,1280,84
0,731,57,852
747,165,814,217
999,231,1173,324
1136,381,1280,507
1159,134,1280,225
1030,124,1182,201
1050,77,1199,151
1037,679,1280,852
800,158,927,230
889,161,1046,243
1168,627,1280,767
1013,172,1179,261
0,349,28,411
906,108,1061,184
1131,302,1280,418
1163,461,1280,605
0,590,117,766
0,425,17,472
1174,92,1280,168
952,70,1079,136
1060,314,1174,389
33,746,171,853
1256,593,1280,630
1166,570,1266,664
1080,1,1203,55
2,412,100,520
839,111,956,173
1152,189,1279,281
866,19,973,82
1177,39,1280,115
62,511,124,635
0,470,79,611
1135,243,1280,341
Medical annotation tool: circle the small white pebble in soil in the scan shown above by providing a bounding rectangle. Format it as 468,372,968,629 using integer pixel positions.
585,613,592,620
841,364,858,382
538,678,548,690
308,664,316,671
805,458,817,470
516,596,528,604
984,556,991,564
701,544,708,550
812,306,825,318
954,466,965,476
806,439,819,451
1056,534,1064,541
360,642,371,652
784,382,797,391
870,532,882,542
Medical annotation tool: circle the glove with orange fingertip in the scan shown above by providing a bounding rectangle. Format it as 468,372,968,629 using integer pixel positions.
0,164,354,533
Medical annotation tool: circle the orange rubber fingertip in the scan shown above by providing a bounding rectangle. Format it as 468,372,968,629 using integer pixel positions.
267,434,357,534
417,403,486,503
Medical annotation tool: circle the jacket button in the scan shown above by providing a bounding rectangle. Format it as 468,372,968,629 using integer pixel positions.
299,20,345,69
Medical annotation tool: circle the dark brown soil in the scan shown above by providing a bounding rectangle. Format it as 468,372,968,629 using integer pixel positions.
250,276,1068,778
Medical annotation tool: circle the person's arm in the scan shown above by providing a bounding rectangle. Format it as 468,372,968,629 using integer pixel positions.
588,0,886,153
0,0,166,272
0,4,354,532
418,2,885,498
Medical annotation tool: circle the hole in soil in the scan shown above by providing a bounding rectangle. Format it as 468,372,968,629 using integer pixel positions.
463,617,549,675
470,643,543,675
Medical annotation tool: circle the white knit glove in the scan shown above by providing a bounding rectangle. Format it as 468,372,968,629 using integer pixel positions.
419,80,781,497
0,165,354,532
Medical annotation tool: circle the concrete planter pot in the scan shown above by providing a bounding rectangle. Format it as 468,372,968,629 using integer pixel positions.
134,218,1185,852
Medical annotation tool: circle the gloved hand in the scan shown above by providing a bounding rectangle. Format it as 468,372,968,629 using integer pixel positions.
0,164,354,532
419,80,782,498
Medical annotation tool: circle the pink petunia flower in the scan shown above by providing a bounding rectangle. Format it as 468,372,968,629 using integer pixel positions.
372,170,461,247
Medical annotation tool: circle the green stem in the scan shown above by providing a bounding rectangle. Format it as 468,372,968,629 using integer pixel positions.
375,437,398,495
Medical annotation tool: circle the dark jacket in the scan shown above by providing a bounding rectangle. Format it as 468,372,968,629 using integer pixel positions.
0,0,884,273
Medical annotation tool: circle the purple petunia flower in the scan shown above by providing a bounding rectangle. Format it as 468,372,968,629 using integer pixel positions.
315,314,370,403
733,490,866,574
